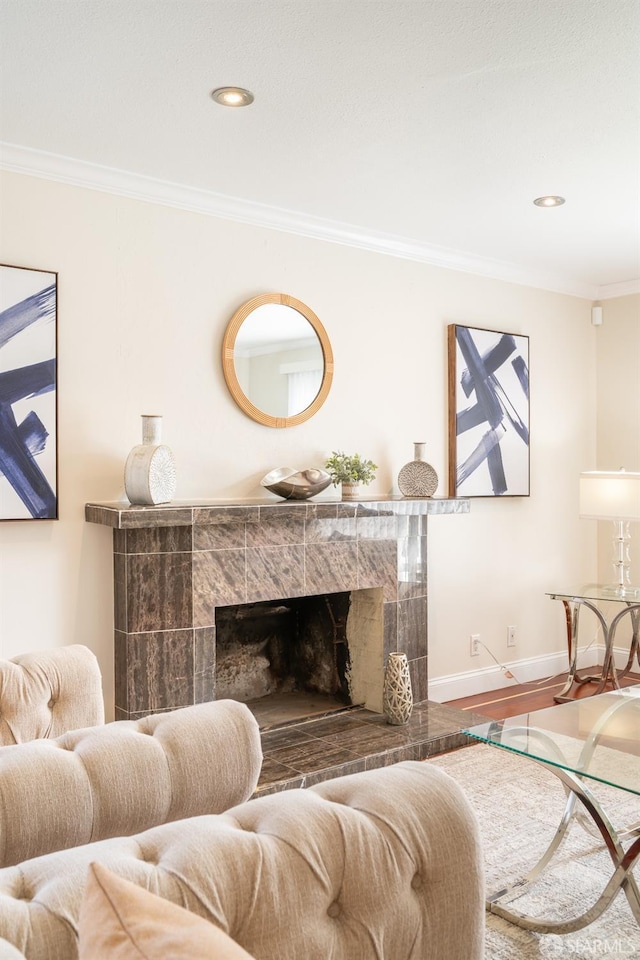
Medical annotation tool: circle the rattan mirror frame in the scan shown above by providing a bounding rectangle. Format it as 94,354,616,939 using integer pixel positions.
222,293,334,428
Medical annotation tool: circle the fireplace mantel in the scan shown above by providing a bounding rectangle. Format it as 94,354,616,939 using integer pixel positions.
86,495,469,529
86,496,469,720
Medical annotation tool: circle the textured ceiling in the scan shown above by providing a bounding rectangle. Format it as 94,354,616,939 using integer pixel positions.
1,0,639,297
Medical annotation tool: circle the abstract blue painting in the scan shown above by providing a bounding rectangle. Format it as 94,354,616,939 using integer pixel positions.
0,264,58,520
448,324,530,498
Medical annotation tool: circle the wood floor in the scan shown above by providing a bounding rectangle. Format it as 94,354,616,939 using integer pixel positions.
445,668,640,720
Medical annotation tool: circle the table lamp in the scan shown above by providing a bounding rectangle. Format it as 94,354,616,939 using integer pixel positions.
579,470,640,595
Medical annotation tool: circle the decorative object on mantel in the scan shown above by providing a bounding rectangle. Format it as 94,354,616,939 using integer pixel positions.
324,451,378,501
260,467,332,500
124,415,177,506
382,652,413,725
397,442,438,498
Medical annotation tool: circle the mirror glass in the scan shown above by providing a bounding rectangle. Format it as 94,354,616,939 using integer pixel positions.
222,294,334,428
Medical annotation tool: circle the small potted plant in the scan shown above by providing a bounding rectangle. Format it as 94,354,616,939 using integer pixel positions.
324,451,378,500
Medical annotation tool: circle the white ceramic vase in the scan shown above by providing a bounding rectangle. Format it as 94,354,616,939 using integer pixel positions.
382,652,414,725
124,415,177,505
397,442,438,498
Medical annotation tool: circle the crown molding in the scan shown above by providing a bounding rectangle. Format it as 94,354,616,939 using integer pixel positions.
0,141,617,300
595,278,640,300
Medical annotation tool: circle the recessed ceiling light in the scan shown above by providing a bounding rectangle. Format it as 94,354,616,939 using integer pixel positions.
533,196,566,207
211,87,254,107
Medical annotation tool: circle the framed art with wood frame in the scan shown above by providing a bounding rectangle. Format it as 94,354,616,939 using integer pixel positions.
0,264,58,520
448,323,530,498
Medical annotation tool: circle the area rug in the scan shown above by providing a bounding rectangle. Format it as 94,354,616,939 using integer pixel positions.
427,744,639,959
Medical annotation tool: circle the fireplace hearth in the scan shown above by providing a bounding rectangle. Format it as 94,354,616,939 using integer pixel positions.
254,698,489,795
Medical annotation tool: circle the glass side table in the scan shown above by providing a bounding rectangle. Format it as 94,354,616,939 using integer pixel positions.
547,584,640,703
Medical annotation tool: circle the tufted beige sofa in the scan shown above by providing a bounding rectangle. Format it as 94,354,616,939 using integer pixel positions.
0,698,262,867
0,761,484,960
0,646,104,744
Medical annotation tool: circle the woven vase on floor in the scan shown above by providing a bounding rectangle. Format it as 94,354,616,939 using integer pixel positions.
383,652,413,725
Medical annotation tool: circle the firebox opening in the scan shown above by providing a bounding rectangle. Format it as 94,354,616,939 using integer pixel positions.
214,588,384,729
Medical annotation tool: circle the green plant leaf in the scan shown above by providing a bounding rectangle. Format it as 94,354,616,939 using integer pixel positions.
324,451,378,485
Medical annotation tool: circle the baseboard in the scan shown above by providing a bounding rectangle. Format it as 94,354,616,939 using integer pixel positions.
428,644,633,703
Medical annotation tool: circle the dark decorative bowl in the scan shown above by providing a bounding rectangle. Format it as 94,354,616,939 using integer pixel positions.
261,467,332,500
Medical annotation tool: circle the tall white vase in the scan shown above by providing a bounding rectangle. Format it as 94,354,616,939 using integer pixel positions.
124,415,176,505
383,652,414,725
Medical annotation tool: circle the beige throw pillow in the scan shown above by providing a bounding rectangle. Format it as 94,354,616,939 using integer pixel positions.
79,861,256,960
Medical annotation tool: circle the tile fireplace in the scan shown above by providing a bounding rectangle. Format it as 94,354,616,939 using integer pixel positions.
85,496,470,727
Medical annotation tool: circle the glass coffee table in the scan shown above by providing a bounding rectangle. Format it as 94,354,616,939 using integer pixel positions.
464,687,640,934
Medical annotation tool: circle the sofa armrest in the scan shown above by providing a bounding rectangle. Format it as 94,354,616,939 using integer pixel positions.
0,699,261,866
0,762,483,960
0,646,104,745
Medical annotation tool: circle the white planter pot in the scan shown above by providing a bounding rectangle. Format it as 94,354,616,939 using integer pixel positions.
341,481,361,500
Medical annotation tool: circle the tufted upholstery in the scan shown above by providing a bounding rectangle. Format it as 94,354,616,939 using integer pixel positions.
0,647,104,745
0,938,24,959
0,699,262,867
0,761,484,960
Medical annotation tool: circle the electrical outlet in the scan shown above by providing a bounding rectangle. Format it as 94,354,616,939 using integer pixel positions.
507,625,516,648
470,634,480,657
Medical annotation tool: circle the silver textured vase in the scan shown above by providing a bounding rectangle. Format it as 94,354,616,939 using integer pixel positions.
124,415,177,505
383,652,413,725
397,442,438,498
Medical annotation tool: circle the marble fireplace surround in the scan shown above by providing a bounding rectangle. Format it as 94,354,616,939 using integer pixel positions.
85,496,469,722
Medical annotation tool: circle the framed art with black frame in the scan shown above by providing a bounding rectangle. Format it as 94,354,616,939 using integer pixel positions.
0,264,58,520
448,323,530,498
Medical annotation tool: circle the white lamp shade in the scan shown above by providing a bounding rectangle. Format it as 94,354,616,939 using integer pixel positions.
579,471,640,521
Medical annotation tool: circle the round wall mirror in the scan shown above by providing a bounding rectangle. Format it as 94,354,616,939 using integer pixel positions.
222,293,334,427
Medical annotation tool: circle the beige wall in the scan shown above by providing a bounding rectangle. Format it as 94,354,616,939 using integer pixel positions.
595,294,640,586
0,170,599,714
